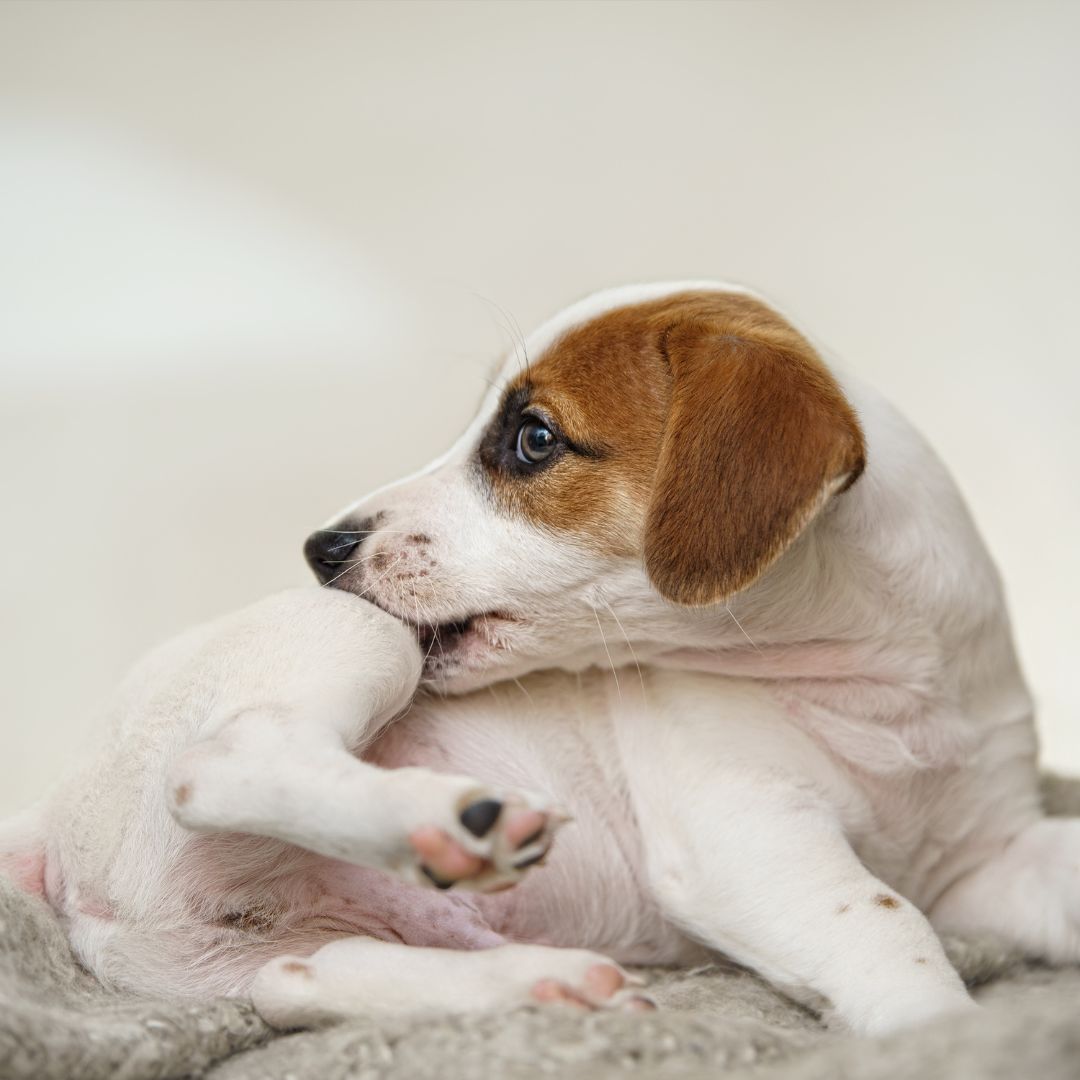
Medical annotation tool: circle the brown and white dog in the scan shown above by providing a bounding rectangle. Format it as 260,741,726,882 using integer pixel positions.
2,282,1075,1035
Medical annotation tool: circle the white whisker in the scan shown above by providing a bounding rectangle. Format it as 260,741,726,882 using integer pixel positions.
409,585,429,666
473,292,530,377
592,608,622,701
413,590,442,669
312,550,397,567
480,375,507,395
725,604,760,651
342,552,404,595
511,677,534,706
503,304,530,377
318,557,367,590
310,529,436,536
601,596,646,698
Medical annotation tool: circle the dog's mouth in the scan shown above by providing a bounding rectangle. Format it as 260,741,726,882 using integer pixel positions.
373,603,517,676
415,616,469,653
415,611,514,651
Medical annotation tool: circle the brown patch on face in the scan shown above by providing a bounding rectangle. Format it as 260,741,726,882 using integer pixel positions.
479,290,865,602
874,893,901,909
478,314,670,557
173,783,192,806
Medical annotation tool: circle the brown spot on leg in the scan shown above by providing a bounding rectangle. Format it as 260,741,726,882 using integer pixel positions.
173,783,192,806
281,961,314,979
914,957,928,965
873,893,901,909
836,902,850,914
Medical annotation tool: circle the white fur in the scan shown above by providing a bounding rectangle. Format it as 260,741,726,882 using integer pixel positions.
4,283,1074,1037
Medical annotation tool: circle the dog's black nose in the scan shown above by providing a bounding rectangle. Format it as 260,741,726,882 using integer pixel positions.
304,528,363,585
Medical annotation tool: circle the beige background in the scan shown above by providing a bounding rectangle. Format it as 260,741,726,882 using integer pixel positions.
1,1,1077,816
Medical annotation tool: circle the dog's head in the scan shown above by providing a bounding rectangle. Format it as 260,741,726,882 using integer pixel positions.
304,284,865,692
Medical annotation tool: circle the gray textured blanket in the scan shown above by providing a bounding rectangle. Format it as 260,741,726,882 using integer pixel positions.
3,776,1079,1080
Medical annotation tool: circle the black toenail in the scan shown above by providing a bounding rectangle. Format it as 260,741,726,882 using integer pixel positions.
513,851,547,870
516,825,545,850
460,799,503,837
420,865,455,890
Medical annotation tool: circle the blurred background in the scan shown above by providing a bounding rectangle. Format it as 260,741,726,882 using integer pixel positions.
1,1,1077,815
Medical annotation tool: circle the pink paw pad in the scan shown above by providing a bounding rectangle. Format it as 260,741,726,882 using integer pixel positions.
408,825,486,885
407,796,559,891
531,964,656,1012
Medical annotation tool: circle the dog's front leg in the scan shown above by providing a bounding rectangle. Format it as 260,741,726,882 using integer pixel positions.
163,589,558,890
619,682,975,1036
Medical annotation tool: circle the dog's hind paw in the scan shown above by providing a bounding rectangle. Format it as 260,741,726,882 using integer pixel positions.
406,788,566,893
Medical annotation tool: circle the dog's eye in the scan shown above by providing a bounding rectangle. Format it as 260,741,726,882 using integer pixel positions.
516,420,558,464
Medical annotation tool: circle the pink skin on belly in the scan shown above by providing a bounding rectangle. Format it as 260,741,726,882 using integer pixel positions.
311,860,511,950
162,826,513,957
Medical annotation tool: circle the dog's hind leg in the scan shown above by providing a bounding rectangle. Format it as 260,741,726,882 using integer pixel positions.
930,816,1080,963
165,589,561,892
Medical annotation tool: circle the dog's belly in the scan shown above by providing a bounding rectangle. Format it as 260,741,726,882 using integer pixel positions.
358,678,702,966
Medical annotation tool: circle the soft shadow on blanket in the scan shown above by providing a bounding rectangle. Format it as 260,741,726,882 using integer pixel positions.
3,776,1080,1080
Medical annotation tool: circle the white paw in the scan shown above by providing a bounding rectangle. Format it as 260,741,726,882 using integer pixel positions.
251,941,653,1030
931,818,1080,965
835,987,978,1036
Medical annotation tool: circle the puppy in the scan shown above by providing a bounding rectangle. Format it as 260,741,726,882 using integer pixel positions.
2,283,1075,1036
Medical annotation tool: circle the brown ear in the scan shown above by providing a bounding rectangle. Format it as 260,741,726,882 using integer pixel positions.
644,318,865,606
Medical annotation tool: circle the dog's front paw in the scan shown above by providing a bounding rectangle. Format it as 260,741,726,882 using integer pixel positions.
388,769,565,893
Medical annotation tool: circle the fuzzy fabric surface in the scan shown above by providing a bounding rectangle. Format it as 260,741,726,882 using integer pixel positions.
2,775,1079,1080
